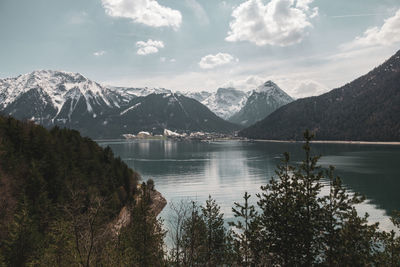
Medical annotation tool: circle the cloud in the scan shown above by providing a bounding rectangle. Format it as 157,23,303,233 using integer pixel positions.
101,0,182,29
221,75,266,92
341,9,400,50
291,80,328,98
185,0,209,25
93,50,106,56
160,57,176,62
222,75,328,98
331,13,387,19
225,0,318,46
199,53,238,69
136,39,164,55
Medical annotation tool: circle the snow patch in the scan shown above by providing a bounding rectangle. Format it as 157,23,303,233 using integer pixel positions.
120,102,141,115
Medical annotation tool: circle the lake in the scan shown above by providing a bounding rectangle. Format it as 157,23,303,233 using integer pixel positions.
98,139,400,231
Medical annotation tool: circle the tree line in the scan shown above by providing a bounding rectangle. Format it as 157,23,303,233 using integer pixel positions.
0,115,399,266
165,131,400,266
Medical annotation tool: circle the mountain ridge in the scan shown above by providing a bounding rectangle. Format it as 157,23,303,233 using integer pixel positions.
239,50,400,141
182,87,248,119
228,81,294,126
0,70,241,138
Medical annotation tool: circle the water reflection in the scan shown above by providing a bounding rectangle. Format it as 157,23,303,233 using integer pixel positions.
98,140,400,230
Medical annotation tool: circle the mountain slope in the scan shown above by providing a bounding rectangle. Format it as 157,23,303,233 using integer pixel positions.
0,115,169,266
240,50,400,141
0,71,240,138
229,81,293,126
183,87,248,119
0,70,118,125
98,93,241,137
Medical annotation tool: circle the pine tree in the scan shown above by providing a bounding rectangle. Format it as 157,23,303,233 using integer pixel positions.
201,195,226,266
120,183,166,266
32,219,77,266
3,197,39,267
320,165,368,266
228,191,257,266
257,149,315,266
181,201,207,266
374,212,400,266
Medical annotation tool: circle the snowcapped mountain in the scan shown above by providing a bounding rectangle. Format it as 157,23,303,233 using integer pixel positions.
182,87,248,119
228,81,293,126
0,70,121,124
0,70,240,138
108,86,172,100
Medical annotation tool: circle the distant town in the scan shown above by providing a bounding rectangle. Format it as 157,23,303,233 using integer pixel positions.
122,129,242,141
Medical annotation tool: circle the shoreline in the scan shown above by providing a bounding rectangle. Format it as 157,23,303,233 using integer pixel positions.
94,138,400,146
252,139,400,145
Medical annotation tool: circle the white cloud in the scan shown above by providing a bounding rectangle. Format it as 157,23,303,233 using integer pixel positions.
93,50,106,56
160,57,176,63
136,39,164,55
225,0,318,46
222,75,328,98
221,75,265,92
101,0,182,29
199,53,238,69
341,9,400,50
291,80,328,98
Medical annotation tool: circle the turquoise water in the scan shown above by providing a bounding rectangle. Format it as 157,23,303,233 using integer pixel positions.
98,139,400,231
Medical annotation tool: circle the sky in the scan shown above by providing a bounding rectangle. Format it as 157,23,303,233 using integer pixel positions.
0,0,400,98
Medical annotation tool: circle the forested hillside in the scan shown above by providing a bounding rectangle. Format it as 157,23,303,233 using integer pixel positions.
240,50,400,141
0,116,165,266
1,116,400,266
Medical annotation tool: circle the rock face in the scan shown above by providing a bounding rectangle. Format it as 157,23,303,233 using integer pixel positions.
182,87,248,119
240,49,400,141
110,189,167,236
148,189,167,217
228,81,294,127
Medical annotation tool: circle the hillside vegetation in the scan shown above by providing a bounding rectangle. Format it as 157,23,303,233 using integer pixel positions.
0,116,165,266
240,50,400,141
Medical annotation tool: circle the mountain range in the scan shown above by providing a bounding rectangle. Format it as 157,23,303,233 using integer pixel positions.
6,48,397,143
181,82,293,126
240,49,400,141
0,70,240,138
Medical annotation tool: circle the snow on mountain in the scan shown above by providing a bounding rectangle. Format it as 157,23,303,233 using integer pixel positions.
228,81,294,126
252,81,293,103
0,70,178,124
183,91,212,103
0,70,115,117
109,86,172,99
182,87,248,119
0,70,242,138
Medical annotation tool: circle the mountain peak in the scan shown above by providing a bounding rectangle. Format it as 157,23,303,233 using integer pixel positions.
28,69,85,79
216,87,237,94
254,81,290,97
229,81,294,126
255,80,279,93
239,49,400,141
263,80,277,87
